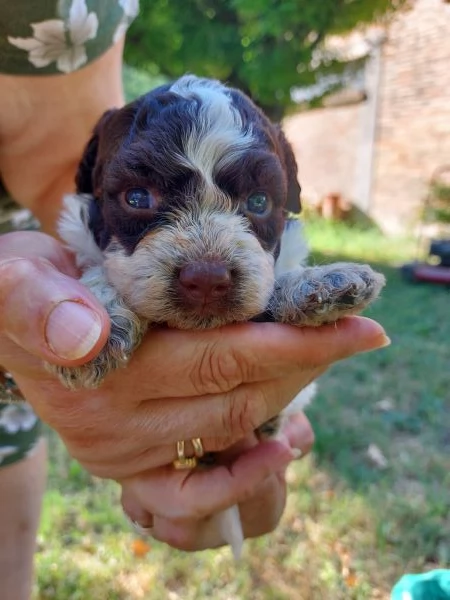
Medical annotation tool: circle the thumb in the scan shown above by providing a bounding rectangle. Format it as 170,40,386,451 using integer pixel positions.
0,254,109,366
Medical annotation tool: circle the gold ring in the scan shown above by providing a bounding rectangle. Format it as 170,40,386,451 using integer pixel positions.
172,438,205,470
191,437,204,458
173,440,198,470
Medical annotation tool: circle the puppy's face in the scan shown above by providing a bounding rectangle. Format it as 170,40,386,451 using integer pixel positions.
77,76,301,329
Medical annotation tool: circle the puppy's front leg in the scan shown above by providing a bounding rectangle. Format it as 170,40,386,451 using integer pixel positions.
46,266,148,390
268,263,385,327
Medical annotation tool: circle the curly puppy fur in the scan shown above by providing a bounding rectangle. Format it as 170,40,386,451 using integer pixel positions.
49,75,384,390
47,75,385,557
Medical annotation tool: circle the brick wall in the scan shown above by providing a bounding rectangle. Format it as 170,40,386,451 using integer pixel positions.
283,103,364,207
284,0,450,234
372,0,450,233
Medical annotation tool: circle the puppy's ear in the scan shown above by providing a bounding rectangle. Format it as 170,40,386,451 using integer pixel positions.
75,109,117,195
276,127,302,214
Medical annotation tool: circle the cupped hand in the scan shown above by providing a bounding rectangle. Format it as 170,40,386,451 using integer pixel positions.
0,230,389,484
120,412,315,551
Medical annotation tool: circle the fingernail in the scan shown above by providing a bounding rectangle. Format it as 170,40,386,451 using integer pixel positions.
272,441,299,467
45,301,102,360
131,519,154,536
290,448,303,459
275,431,304,461
380,335,391,347
369,334,391,351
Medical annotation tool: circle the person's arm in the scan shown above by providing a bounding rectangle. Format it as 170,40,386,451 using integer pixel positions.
0,39,125,235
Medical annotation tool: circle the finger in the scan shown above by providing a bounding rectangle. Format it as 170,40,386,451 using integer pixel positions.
122,436,288,551
121,489,154,530
127,472,286,552
149,515,225,551
133,368,320,449
278,412,315,458
0,254,110,366
123,466,286,551
121,439,294,521
112,317,390,399
0,231,79,277
239,471,287,539
122,503,227,552
62,368,320,477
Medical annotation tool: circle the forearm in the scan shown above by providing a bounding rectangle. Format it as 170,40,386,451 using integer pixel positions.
0,39,125,235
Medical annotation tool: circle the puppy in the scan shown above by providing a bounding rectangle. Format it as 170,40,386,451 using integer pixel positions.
49,75,385,555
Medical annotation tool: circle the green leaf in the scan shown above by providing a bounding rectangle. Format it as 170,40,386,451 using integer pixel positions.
124,0,408,116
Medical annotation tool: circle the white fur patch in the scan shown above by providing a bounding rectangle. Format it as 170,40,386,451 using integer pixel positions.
280,382,317,417
58,194,103,269
275,217,309,277
170,75,254,190
216,504,244,560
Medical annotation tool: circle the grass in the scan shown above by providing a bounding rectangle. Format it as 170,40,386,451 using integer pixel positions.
33,216,450,600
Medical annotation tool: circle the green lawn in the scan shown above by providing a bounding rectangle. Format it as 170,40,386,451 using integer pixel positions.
34,218,450,600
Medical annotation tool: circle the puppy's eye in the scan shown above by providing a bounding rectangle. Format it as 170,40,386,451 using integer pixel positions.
124,188,155,209
245,192,270,216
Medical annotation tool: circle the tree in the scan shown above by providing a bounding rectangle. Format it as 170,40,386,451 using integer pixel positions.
124,0,408,118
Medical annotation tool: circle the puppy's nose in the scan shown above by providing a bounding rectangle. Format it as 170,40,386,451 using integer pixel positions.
178,262,231,302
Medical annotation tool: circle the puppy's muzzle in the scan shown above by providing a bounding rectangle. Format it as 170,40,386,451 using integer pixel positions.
178,260,232,309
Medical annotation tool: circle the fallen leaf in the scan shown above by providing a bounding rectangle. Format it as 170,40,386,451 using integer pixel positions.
367,443,389,469
345,572,358,588
322,489,335,500
131,538,151,557
375,398,394,411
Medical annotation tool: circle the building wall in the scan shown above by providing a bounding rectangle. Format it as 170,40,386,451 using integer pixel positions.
372,0,450,233
283,0,450,234
283,103,364,208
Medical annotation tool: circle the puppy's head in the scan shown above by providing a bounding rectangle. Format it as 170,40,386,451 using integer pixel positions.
74,75,301,329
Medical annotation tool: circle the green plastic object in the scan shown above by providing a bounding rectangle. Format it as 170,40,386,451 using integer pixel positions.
391,570,450,599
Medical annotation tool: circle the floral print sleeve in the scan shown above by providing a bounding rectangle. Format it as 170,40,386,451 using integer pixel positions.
0,0,139,75
0,372,41,468
0,401,41,468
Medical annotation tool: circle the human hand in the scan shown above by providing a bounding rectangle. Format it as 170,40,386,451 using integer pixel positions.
121,412,315,550
0,229,389,485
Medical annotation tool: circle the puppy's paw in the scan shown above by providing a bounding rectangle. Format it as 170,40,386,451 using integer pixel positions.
46,344,129,391
46,306,147,390
271,263,385,327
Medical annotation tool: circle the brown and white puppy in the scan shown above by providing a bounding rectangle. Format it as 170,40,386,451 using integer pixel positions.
53,74,384,390
49,75,385,555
